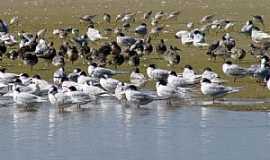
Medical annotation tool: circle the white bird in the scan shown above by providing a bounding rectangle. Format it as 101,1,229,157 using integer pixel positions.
201,78,240,103
77,71,98,85
116,33,136,46
13,87,46,107
64,86,94,105
135,23,148,36
0,68,18,84
87,26,107,41
35,39,48,54
251,27,270,43
167,71,191,88
100,76,120,93
222,61,253,82
182,65,201,84
88,63,125,78
192,30,208,47
201,67,226,84
146,64,169,81
48,86,74,110
130,68,147,87
124,85,162,108
240,20,254,34
175,30,193,45
53,67,66,85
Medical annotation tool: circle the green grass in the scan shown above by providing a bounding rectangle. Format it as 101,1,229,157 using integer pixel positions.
1,0,270,110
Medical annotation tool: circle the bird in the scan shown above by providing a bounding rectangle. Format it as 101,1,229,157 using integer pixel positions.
100,76,120,93
155,39,167,55
13,87,47,108
116,33,136,47
135,23,148,37
67,46,79,64
251,27,270,43
124,85,163,108
222,61,253,82
240,20,254,34
22,53,38,70
130,68,147,87
143,11,152,20
53,67,66,85
103,13,111,23
201,67,226,84
146,64,169,81
88,62,126,78
252,15,264,26
201,78,240,103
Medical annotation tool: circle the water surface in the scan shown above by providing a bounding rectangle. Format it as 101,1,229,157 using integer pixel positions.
0,97,270,160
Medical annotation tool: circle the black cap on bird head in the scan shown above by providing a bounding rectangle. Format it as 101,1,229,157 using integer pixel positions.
74,68,81,73
15,87,21,92
19,73,29,78
184,65,193,70
169,71,177,76
32,74,41,79
0,68,6,73
141,23,147,26
68,86,77,91
49,85,58,94
91,63,98,68
80,71,87,76
133,67,140,73
202,78,211,83
158,80,167,86
203,67,212,71
225,61,232,65
149,64,156,69
127,85,138,91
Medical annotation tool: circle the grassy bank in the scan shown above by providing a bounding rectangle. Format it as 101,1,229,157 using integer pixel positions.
1,0,270,110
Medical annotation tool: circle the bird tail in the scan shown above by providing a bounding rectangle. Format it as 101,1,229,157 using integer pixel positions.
37,97,48,103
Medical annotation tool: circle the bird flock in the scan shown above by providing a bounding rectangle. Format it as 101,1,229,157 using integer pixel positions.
0,11,270,111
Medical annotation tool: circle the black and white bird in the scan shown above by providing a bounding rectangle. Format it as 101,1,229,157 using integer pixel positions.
201,78,240,103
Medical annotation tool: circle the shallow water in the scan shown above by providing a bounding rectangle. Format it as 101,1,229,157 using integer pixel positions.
1,97,270,160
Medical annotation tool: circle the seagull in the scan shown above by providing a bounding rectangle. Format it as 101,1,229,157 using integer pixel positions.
13,87,46,108
130,68,147,87
251,26,270,43
201,78,240,103
201,67,226,84
87,25,107,41
192,30,208,47
88,63,126,78
175,30,193,45
146,64,169,81
53,67,67,85
124,85,163,108
222,61,253,82
0,68,18,84
116,33,136,46
135,23,148,36
48,86,74,111
100,76,120,93
252,15,264,26
240,20,254,34
182,65,201,84
167,71,191,88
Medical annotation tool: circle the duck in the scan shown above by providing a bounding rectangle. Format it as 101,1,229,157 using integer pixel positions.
67,46,79,64
22,52,38,70
155,39,167,55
